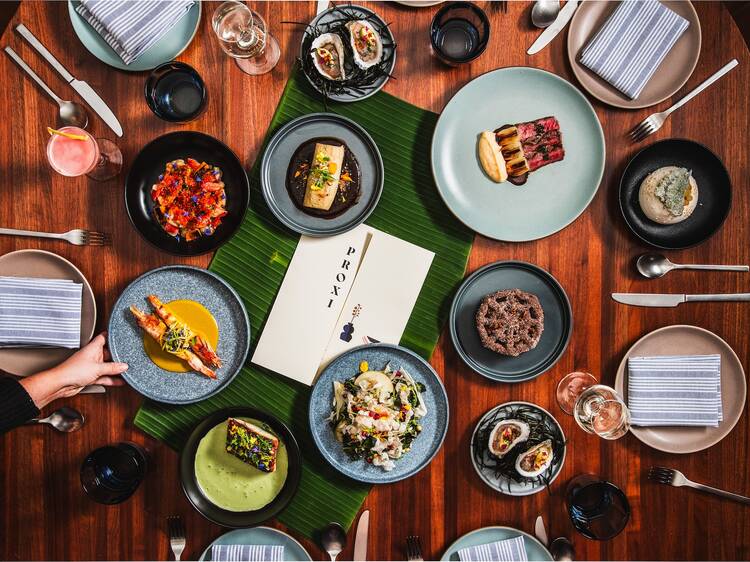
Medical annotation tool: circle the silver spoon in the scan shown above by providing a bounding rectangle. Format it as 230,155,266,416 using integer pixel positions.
319,522,346,561
636,253,749,279
531,0,561,28
25,407,84,432
550,537,575,561
4,46,88,128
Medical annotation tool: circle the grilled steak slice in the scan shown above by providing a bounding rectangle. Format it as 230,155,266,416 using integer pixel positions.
516,116,560,141
526,141,565,172
516,116,564,173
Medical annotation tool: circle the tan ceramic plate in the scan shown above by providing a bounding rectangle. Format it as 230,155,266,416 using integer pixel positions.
615,325,746,454
567,0,702,109
0,249,96,376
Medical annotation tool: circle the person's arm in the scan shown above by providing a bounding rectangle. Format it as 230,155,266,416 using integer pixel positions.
0,333,128,433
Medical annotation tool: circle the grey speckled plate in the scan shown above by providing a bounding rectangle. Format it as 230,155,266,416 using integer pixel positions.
470,401,566,497
108,266,250,404
309,344,449,484
450,261,572,383
260,113,384,237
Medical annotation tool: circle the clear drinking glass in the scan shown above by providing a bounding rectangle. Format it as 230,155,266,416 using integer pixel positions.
46,126,122,181
573,384,631,440
212,1,280,75
556,371,598,415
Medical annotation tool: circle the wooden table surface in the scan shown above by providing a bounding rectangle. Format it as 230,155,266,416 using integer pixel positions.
1,1,749,560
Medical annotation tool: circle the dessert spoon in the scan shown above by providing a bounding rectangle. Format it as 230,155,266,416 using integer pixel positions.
25,407,84,432
636,253,748,279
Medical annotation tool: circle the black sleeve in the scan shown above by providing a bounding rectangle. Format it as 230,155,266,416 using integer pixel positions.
0,377,40,434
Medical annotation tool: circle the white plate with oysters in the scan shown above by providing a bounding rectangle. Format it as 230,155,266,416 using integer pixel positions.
470,401,566,496
300,4,396,103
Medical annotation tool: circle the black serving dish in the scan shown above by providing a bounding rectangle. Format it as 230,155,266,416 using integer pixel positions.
179,407,302,528
125,131,249,256
619,139,732,250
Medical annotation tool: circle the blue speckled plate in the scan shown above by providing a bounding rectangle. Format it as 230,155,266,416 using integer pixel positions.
68,1,202,72
199,527,312,561
309,344,449,484
441,526,552,561
108,266,250,404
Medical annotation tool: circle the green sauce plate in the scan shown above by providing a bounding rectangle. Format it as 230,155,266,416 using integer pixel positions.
431,67,605,241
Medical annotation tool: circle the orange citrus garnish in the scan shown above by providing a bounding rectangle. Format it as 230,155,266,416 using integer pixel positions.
47,127,88,141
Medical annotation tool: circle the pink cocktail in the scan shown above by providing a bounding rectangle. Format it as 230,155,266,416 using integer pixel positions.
45,126,122,181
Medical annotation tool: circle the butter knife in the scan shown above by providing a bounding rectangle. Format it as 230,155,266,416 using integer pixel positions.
527,0,578,55
353,510,369,561
612,293,750,308
15,24,123,137
534,515,549,547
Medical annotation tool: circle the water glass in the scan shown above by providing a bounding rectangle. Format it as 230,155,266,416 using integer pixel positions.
430,2,490,65
145,61,207,122
212,1,280,75
80,442,148,504
566,474,631,540
556,371,597,415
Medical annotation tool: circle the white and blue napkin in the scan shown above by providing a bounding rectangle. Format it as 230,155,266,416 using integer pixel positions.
75,0,195,65
578,0,690,100
210,545,284,562
0,276,82,349
457,536,528,562
628,355,722,427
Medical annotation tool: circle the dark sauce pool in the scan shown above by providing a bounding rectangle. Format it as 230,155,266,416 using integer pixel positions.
286,137,361,219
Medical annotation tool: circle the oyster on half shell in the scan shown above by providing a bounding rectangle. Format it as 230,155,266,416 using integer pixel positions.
488,420,529,458
515,439,554,478
310,33,346,80
346,20,383,69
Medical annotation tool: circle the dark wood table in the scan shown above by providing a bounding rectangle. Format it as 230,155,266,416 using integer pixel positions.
1,2,748,560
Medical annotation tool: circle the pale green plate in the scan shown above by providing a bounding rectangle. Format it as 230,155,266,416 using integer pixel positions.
431,67,605,242
441,526,552,561
68,1,201,72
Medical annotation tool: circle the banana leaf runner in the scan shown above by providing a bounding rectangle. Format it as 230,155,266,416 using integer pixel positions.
134,69,473,538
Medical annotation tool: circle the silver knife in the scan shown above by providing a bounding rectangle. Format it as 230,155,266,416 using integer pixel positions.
534,515,549,547
527,0,579,55
612,293,750,308
15,23,123,137
353,509,369,561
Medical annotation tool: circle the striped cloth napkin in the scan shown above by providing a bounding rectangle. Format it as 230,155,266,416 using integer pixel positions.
578,0,690,100
75,0,195,65
458,536,527,562
210,545,284,562
0,277,82,349
628,355,722,427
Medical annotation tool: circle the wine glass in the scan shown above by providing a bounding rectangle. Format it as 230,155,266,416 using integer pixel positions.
556,371,597,415
573,384,631,440
211,1,280,76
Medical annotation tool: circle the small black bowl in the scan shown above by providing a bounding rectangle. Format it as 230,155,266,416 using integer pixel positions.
430,2,490,65
619,139,732,249
125,131,249,256
145,61,207,123
180,407,302,528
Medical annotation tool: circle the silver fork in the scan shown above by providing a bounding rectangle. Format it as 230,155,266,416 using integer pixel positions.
0,227,111,246
648,466,750,505
167,515,186,561
629,59,738,142
406,536,424,562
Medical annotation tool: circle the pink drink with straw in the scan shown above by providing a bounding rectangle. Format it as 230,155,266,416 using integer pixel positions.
46,126,100,177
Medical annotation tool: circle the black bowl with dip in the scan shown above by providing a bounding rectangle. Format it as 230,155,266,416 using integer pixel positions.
180,407,302,528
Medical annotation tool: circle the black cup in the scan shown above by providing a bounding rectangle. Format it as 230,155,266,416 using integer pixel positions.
145,61,207,123
80,442,148,505
566,474,631,540
430,2,490,65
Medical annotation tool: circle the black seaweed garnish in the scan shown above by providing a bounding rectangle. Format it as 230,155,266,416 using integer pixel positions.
472,404,566,493
285,3,397,105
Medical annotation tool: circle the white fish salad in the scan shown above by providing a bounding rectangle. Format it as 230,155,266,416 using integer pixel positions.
329,362,427,471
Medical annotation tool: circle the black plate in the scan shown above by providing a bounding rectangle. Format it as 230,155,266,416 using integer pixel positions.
449,261,572,382
180,407,302,528
125,132,250,256
619,139,732,249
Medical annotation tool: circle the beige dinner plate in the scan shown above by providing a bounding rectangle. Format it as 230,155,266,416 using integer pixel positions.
567,0,702,109
614,325,746,454
0,249,96,376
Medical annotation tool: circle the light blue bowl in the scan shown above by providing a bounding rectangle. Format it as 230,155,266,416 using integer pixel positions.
309,344,449,484
441,526,552,561
431,67,605,242
68,1,202,72
199,527,312,561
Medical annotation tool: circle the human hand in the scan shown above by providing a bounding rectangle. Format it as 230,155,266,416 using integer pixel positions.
20,333,128,408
